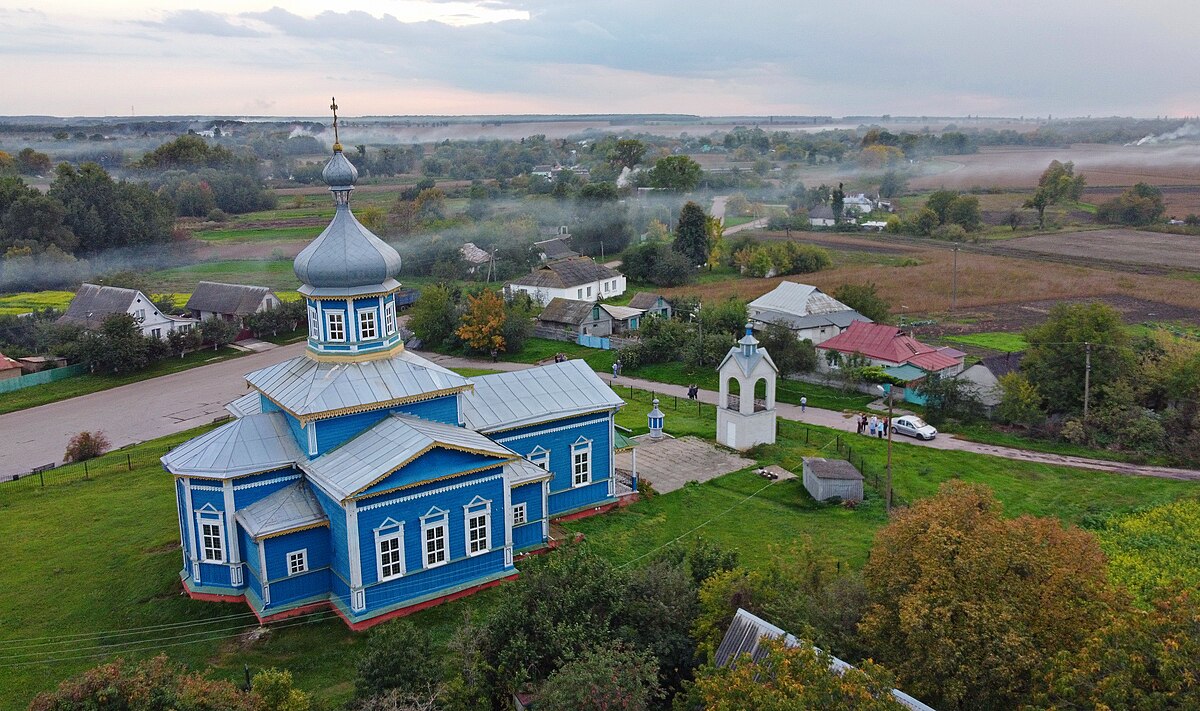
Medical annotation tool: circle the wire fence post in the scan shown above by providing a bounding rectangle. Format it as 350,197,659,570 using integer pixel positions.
127,453,132,471
39,471,44,487
805,428,810,445
83,459,89,480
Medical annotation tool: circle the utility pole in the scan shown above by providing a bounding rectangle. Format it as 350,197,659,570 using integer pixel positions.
1083,341,1092,418
885,385,894,515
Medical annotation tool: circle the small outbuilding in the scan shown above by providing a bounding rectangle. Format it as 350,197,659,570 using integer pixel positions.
0,352,22,381
801,457,863,502
627,292,673,319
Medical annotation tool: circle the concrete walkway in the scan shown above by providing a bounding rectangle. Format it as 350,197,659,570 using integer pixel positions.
416,351,1200,481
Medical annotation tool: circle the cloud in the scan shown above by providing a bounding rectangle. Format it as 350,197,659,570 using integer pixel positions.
152,10,266,37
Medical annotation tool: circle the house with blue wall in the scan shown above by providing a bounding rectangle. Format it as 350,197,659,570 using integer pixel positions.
162,131,625,629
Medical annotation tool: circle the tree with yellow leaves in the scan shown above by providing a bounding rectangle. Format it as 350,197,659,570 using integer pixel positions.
456,289,507,353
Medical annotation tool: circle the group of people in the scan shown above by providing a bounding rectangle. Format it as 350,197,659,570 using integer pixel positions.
857,413,890,438
553,353,569,364
686,383,699,400
610,360,623,379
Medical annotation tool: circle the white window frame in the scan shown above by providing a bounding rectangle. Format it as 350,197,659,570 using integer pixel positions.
384,300,396,335
374,518,406,582
151,328,161,339
577,288,583,299
528,445,550,471
512,502,527,526
358,308,378,340
325,311,345,342
571,437,592,487
586,285,593,297
134,308,146,321
308,306,319,339
464,497,491,557
195,506,225,563
287,549,308,576
421,507,449,569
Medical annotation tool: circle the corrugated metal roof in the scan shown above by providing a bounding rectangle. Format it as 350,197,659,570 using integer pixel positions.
752,307,870,332
57,284,139,329
818,321,932,363
161,412,302,479
803,457,863,481
246,349,471,419
907,350,962,372
303,414,515,500
716,609,937,711
613,431,637,451
627,292,666,310
538,298,597,326
882,364,927,382
601,304,642,321
508,256,619,289
225,391,263,418
504,458,553,486
461,359,624,433
186,281,275,316
235,480,327,539
749,282,856,319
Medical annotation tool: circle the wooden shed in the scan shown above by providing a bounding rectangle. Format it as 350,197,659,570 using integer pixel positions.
801,457,863,502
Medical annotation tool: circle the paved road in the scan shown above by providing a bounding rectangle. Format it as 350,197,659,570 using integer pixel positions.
711,195,728,222
0,343,306,481
723,217,769,235
3,344,1198,482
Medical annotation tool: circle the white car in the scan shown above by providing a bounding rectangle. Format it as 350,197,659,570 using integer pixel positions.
891,415,937,441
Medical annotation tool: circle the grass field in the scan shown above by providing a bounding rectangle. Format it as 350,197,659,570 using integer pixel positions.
148,260,303,293
944,331,1029,352
0,291,76,315
4,395,1197,708
0,347,245,416
2,391,1197,709
193,226,321,243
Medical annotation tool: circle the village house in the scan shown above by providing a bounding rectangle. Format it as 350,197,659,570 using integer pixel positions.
58,283,197,340
843,193,876,214
808,205,837,227
505,255,626,306
0,352,22,381
533,235,578,262
163,139,629,630
627,292,673,319
958,351,1024,413
186,281,281,325
748,281,870,345
816,320,964,378
535,298,613,338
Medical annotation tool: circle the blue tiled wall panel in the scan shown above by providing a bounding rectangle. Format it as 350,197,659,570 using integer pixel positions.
263,528,331,581
231,469,302,509
197,562,232,587
548,479,612,515
510,482,545,523
358,450,502,498
513,523,545,550
363,549,506,612
489,412,613,509
313,395,462,454
310,485,351,581
355,472,507,588
264,569,331,609
239,528,260,578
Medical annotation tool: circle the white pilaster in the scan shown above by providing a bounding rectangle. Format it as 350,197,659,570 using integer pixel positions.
181,477,199,582
347,499,365,611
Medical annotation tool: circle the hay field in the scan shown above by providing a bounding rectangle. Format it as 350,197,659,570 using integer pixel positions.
1002,229,1200,271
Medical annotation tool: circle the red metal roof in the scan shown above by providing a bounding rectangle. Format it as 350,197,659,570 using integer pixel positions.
817,321,962,372
0,352,23,372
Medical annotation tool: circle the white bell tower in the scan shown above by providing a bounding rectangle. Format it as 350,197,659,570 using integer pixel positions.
716,324,778,451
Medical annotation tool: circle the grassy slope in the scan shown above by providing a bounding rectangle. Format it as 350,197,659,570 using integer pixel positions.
0,347,245,416
2,397,1197,708
944,331,1029,353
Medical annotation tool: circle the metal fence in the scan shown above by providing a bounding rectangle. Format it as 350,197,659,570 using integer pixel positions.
0,364,86,394
0,443,174,497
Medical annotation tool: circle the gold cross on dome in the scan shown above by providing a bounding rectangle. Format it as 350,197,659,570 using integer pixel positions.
330,97,340,146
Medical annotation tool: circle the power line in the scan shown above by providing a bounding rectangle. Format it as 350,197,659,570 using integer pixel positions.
1,611,260,648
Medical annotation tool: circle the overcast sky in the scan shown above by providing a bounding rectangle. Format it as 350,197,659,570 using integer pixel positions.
2,1,1197,118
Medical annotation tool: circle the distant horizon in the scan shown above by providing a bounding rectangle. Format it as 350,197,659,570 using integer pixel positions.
0,113,1190,123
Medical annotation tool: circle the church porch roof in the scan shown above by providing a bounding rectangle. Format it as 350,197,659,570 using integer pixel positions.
235,480,328,540
161,412,303,479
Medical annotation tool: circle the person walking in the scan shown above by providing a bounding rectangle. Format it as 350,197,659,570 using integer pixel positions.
612,362,619,381
490,348,498,363
800,395,807,412
877,418,885,438
856,414,865,435
882,417,890,437
688,384,698,401
869,415,878,437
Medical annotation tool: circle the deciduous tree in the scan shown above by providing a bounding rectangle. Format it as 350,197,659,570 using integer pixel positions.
832,282,890,323
859,481,1121,710
456,289,507,353
1021,301,1133,413
536,641,663,711
408,284,458,347
648,155,702,192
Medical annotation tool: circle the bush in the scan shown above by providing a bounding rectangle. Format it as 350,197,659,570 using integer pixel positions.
207,208,229,222
64,430,110,463
355,619,439,699
621,242,695,287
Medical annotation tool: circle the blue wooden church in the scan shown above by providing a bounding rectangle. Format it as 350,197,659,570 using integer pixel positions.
163,130,625,629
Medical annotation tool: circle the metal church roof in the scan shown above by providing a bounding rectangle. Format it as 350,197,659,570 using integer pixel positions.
245,349,471,421
302,414,516,500
293,206,403,291
716,609,937,711
504,457,553,486
460,359,625,433
225,391,264,418
161,412,303,479
235,481,327,540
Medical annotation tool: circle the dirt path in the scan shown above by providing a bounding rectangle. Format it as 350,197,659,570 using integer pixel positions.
417,351,1200,481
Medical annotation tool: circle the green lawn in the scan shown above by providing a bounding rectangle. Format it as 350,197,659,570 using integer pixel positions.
0,347,245,416
193,226,319,243
3,392,1196,708
944,332,1029,353
628,360,875,412
148,260,303,293
946,423,1169,466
